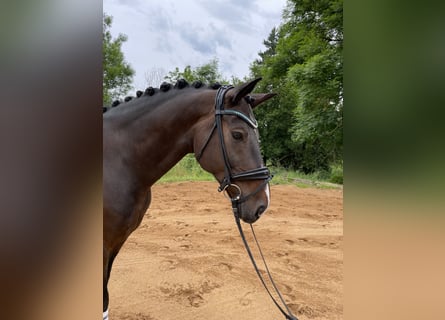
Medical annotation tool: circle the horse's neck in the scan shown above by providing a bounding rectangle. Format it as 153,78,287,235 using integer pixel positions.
120,92,213,185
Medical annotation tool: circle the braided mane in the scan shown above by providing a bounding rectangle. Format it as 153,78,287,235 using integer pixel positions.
103,79,223,113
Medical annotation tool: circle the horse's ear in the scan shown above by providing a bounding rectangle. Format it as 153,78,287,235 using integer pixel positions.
247,93,277,109
231,78,262,104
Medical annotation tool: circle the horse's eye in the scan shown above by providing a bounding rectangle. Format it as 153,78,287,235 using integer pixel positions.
232,131,243,140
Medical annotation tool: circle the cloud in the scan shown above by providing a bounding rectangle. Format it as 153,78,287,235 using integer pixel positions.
197,0,257,34
104,0,287,88
145,4,173,31
177,23,232,55
180,28,215,55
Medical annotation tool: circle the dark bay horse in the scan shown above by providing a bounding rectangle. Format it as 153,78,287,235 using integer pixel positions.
103,78,275,320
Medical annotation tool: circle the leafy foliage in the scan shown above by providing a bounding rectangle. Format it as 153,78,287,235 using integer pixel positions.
164,59,226,84
161,0,343,176
251,0,343,173
103,14,134,105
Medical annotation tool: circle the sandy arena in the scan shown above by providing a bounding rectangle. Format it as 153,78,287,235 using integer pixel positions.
108,181,343,320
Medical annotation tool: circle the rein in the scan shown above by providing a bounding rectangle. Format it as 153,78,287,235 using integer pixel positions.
232,203,298,320
198,86,298,320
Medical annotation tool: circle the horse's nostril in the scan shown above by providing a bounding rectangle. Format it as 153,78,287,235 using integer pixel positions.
255,205,266,218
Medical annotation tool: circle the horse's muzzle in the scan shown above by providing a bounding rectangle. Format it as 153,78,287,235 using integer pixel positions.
238,201,267,224
255,205,266,219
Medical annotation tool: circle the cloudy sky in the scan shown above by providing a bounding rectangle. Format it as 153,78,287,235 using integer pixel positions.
103,0,287,90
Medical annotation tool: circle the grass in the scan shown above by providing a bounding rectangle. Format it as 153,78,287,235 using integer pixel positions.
159,154,343,189
159,154,213,183
268,166,341,189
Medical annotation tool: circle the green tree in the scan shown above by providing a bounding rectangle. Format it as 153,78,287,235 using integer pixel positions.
164,59,225,84
251,0,343,173
194,59,223,83
164,65,195,83
255,27,279,65
103,14,134,105
251,25,303,168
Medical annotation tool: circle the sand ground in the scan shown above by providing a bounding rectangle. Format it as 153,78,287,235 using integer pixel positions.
108,181,343,320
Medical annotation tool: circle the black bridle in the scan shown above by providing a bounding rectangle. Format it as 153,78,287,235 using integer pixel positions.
197,86,298,320
197,85,272,203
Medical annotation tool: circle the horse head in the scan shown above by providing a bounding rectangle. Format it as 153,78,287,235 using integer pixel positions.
194,78,276,223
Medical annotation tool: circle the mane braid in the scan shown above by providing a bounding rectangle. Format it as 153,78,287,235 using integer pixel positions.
160,82,171,92
103,79,225,113
144,87,156,96
174,78,189,89
192,80,203,88
210,82,222,89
